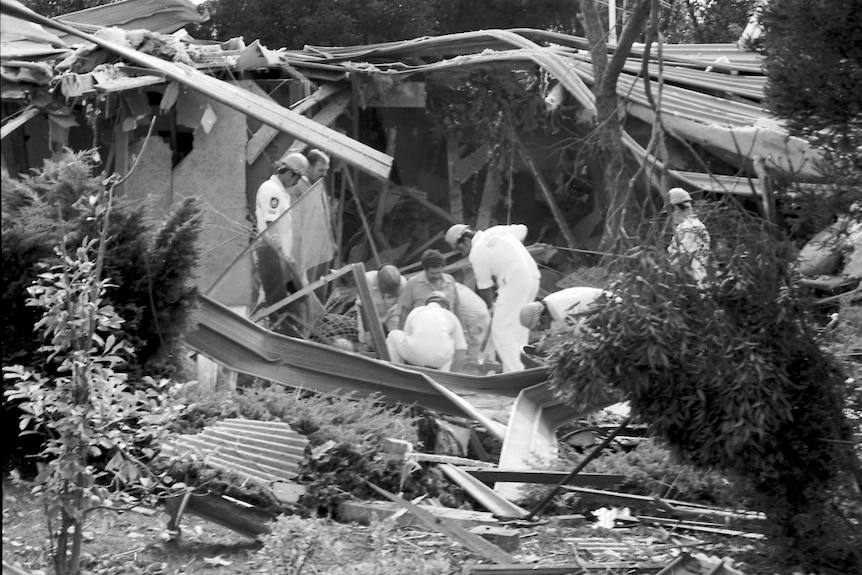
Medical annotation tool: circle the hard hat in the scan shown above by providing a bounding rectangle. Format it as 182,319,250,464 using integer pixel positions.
377,265,402,294
668,187,692,205
276,153,310,176
519,301,545,330
426,291,450,309
445,224,470,247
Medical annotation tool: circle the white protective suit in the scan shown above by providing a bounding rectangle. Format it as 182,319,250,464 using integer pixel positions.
469,225,540,372
386,302,468,372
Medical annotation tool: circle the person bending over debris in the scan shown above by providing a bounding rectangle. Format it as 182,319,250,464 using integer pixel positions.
386,291,467,372
396,249,460,329
445,223,540,372
519,286,608,333
454,281,491,364
357,264,406,345
666,187,712,288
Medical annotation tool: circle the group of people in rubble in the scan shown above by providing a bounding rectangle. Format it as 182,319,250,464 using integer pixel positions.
255,150,715,374
371,186,714,375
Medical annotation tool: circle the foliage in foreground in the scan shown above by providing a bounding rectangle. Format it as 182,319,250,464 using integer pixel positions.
3,236,187,575
1,150,203,379
548,203,861,571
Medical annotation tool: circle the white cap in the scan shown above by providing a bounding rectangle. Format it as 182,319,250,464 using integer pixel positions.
668,188,692,205
445,224,470,246
276,153,309,176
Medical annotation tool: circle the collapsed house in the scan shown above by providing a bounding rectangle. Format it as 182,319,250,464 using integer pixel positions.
2,0,826,301
2,0,845,512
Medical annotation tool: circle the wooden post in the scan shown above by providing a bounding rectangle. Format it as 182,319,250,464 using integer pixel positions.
447,135,465,222
343,168,382,265
476,156,501,230
374,126,398,234
352,262,390,361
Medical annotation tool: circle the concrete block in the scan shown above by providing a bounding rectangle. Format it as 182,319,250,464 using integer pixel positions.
467,525,519,552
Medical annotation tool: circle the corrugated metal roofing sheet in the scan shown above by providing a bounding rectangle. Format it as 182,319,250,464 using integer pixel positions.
55,0,207,44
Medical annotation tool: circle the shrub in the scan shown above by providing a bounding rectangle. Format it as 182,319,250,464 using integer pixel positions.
3,234,187,575
548,203,861,571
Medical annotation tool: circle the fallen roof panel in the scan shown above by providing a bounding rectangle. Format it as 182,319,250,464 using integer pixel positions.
1,0,393,181
55,0,207,44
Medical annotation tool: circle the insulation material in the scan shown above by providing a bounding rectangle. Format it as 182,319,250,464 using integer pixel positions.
291,180,336,275
172,96,248,301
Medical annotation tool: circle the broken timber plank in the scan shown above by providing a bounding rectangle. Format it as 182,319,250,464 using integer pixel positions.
464,469,624,489
352,262,389,360
439,464,530,519
366,481,515,565
631,516,767,539
563,487,767,521
286,90,353,154
244,82,342,164
2,0,392,181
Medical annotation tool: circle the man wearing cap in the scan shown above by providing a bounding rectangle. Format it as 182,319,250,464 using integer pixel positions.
396,249,459,329
667,187,712,287
255,152,310,239
357,264,406,345
520,286,607,333
386,291,468,372
445,223,540,372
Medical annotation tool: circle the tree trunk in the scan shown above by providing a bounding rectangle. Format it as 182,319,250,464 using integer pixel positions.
580,0,654,254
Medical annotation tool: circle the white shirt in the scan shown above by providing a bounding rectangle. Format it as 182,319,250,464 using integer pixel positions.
255,174,293,256
469,225,540,290
403,302,468,358
543,287,606,331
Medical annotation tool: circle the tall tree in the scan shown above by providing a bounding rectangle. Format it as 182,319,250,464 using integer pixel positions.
579,0,653,252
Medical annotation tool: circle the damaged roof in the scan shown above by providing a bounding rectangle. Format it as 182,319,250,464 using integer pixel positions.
1,0,824,191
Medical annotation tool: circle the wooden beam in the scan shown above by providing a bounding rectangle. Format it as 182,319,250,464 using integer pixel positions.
365,482,515,565
250,264,353,322
0,105,39,140
476,155,501,230
1,0,392,180
464,469,624,489
245,82,343,164
352,262,389,361
286,90,353,154
373,126,398,234
446,136,464,222
439,464,529,519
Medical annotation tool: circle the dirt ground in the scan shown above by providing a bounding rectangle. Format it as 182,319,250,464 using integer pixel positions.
3,478,786,575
